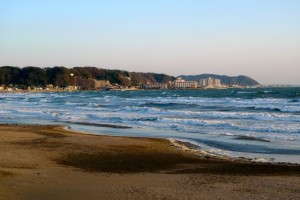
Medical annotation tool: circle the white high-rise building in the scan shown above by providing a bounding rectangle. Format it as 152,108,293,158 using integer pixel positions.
199,77,222,88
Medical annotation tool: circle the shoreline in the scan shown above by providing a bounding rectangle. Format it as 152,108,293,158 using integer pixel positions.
1,124,300,199
4,123,300,166
63,124,300,166
0,85,279,94
169,138,300,166
1,123,300,168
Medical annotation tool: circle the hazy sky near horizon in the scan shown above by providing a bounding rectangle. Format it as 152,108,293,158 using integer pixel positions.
1,0,299,84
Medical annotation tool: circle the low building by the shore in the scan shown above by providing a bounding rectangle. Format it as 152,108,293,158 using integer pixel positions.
94,79,111,89
143,78,198,90
46,84,54,90
170,78,198,89
65,86,79,91
142,81,168,89
76,78,110,90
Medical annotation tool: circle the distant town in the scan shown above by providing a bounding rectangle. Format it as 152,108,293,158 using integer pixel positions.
142,77,249,90
0,66,261,92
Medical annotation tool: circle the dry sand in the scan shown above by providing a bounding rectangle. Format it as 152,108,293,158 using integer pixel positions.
0,124,299,200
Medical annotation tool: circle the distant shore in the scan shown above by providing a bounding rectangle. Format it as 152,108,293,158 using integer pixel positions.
1,85,298,94
0,124,299,199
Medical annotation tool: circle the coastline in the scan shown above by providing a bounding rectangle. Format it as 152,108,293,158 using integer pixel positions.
0,124,300,199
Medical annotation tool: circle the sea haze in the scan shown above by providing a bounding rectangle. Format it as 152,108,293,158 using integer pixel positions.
0,87,300,163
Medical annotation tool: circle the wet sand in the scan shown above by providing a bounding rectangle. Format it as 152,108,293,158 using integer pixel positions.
0,124,299,200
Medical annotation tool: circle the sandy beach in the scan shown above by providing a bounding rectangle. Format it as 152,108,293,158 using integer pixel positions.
0,124,299,200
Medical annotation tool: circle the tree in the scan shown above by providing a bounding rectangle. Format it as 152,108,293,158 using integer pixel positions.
46,66,71,87
0,66,21,85
20,67,47,87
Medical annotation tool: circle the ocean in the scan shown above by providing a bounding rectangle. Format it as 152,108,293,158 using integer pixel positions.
1,87,300,163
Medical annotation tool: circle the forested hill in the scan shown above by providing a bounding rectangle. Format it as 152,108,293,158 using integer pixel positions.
0,66,260,88
0,66,175,88
179,74,260,86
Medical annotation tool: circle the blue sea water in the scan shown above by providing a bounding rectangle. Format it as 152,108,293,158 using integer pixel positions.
0,87,300,163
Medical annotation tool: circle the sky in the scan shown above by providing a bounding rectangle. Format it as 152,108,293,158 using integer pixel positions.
0,0,299,85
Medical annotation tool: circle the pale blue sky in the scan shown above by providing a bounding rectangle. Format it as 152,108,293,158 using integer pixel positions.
1,0,299,84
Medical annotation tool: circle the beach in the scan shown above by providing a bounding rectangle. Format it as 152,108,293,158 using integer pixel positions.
0,124,299,200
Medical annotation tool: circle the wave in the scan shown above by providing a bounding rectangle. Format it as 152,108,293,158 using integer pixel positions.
67,121,132,129
233,135,270,142
195,139,300,155
288,99,299,103
140,102,199,109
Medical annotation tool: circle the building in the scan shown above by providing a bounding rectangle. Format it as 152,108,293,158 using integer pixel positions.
199,77,222,88
214,78,221,86
143,82,168,89
143,78,198,90
94,80,111,89
76,78,110,90
46,84,54,90
199,79,208,87
170,78,198,89
143,80,168,89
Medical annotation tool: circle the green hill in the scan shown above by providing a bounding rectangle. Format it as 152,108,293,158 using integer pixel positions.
0,66,175,88
179,74,260,86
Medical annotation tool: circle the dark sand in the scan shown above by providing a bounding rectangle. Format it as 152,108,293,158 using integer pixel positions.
0,124,299,200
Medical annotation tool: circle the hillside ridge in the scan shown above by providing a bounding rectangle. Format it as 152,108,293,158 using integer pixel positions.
179,74,260,86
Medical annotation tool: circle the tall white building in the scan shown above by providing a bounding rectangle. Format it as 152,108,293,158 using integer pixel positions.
199,77,222,88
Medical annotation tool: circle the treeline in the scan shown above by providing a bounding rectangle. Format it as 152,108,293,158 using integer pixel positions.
0,66,175,89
